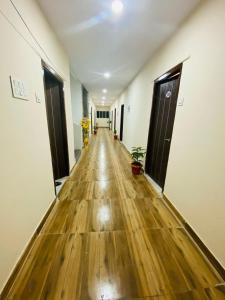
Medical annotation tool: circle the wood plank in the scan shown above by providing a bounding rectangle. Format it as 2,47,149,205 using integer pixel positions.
3,129,225,300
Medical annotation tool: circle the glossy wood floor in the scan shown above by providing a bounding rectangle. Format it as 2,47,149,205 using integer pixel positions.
4,129,225,300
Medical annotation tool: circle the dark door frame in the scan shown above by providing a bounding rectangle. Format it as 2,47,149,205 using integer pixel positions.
145,63,183,189
42,61,70,190
120,104,124,141
111,110,113,130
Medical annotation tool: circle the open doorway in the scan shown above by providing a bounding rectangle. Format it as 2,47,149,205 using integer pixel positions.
42,62,69,193
120,105,124,141
145,64,182,189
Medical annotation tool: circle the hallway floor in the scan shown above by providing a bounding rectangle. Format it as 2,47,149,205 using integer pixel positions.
5,129,225,299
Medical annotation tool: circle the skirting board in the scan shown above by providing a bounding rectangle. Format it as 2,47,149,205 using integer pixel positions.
163,194,225,281
0,198,57,299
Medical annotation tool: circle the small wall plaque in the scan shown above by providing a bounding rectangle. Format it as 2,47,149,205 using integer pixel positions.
166,91,172,98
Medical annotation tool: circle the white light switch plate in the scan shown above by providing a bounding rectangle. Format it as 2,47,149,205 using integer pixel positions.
178,97,184,106
10,76,29,101
35,92,41,103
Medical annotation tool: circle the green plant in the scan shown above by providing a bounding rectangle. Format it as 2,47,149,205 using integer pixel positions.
114,129,117,135
131,147,146,166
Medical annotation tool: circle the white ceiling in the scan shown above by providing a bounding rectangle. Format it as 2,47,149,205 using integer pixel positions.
38,0,200,106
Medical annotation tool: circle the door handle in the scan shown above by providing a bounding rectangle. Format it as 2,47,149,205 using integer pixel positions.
164,138,171,142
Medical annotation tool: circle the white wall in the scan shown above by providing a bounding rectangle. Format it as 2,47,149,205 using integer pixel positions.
0,0,75,291
111,0,225,267
70,74,83,150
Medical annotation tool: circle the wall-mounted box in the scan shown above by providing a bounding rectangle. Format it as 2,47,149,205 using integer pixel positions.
10,76,29,101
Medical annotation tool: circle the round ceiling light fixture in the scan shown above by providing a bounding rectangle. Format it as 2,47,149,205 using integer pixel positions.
102,96,106,100
111,0,124,15
103,72,111,79
102,89,108,94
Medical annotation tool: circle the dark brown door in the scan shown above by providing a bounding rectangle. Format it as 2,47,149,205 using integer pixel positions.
145,64,182,188
43,68,69,181
111,111,113,130
120,105,124,141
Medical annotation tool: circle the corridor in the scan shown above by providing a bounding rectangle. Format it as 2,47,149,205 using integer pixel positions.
4,129,225,299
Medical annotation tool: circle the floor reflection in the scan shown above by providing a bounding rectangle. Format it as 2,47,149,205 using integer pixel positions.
98,180,108,189
98,205,110,224
97,282,119,300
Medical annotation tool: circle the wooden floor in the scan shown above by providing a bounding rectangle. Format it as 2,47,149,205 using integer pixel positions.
4,129,225,299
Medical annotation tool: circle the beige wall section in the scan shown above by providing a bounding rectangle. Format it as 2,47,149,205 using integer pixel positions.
0,0,75,291
111,0,225,267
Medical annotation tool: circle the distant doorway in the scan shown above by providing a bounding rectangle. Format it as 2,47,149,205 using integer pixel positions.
145,64,182,189
43,63,69,187
120,104,124,141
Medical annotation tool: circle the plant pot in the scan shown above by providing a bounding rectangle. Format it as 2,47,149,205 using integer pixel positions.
94,131,97,135
131,163,142,175
114,135,118,140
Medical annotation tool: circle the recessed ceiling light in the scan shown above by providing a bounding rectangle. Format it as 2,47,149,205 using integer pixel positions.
102,89,108,94
112,0,124,15
102,96,106,100
104,72,111,79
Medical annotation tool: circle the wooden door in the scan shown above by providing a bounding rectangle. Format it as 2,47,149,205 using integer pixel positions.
44,68,69,181
145,64,182,188
111,110,113,130
120,105,124,141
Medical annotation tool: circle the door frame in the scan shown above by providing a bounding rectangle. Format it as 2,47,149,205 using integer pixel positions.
42,60,70,188
145,63,183,190
111,110,113,130
114,108,116,132
120,104,124,141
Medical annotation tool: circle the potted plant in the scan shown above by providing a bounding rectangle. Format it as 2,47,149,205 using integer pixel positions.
114,129,118,140
131,147,146,175
80,117,90,147
94,126,97,135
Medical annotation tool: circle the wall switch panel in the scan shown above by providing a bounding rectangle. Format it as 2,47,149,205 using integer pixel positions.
35,92,41,103
178,97,184,106
10,76,29,101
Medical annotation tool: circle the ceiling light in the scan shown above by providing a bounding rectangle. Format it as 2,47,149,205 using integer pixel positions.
102,96,106,100
112,0,124,15
102,89,108,94
104,72,111,79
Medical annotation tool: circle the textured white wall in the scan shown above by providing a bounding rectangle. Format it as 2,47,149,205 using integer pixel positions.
0,0,74,291
111,0,225,267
